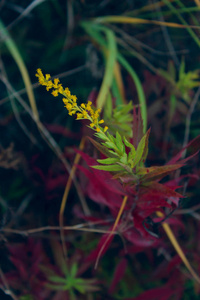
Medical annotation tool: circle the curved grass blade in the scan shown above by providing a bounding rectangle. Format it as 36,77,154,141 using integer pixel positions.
0,19,39,121
117,54,147,133
82,22,117,109
94,15,200,29
162,0,200,48
82,22,147,133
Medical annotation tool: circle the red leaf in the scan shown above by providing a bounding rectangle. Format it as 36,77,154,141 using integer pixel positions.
167,135,200,165
45,123,80,139
140,164,183,183
123,228,157,247
77,164,123,208
142,182,183,199
126,285,179,300
132,107,144,149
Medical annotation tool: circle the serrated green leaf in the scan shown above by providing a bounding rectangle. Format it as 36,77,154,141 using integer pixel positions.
132,131,148,168
128,147,136,165
92,164,124,171
107,132,116,143
94,132,108,141
123,136,135,150
88,137,116,158
103,141,116,150
97,157,119,164
108,150,119,157
119,153,128,164
117,162,132,173
115,131,124,153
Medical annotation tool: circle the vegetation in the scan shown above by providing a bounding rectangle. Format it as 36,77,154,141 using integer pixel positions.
0,1,200,299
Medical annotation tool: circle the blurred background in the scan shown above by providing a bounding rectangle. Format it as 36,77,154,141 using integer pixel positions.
0,1,200,299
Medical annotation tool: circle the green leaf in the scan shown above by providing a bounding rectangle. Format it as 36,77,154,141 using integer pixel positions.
115,131,125,153
103,141,116,150
128,147,136,165
88,137,116,158
70,264,78,278
94,131,108,141
107,132,116,143
132,131,149,168
97,157,119,164
119,153,128,164
123,136,135,150
48,276,67,284
92,164,124,171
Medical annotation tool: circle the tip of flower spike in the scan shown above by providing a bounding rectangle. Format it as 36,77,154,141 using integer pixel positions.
104,126,108,132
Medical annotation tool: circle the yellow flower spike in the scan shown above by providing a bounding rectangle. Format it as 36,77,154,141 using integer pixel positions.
54,78,60,86
86,101,92,110
46,86,51,91
62,98,68,104
36,69,110,134
82,111,88,118
52,90,59,97
66,103,72,110
58,85,64,94
45,74,51,80
64,88,70,97
71,95,77,102
76,113,83,119
36,68,43,78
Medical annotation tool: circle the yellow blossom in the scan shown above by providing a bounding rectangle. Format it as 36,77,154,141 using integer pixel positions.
76,113,83,119
52,90,59,97
45,74,51,80
36,69,109,133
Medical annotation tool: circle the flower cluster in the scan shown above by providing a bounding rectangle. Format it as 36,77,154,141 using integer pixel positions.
35,69,108,133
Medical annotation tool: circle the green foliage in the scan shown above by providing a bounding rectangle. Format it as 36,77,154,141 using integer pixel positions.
103,96,133,137
93,127,151,177
160,59,200,102
19,296,34,300
46,262,98,298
